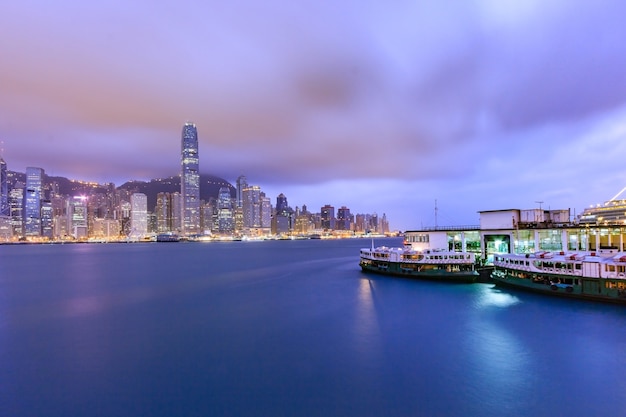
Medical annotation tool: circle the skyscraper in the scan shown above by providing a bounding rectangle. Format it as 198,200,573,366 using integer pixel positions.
181,122,200,235
0,158,8,217
242,185,261,229
155,192,171,233
0,157,10,240
171,192,182,233
67,196,88,239
276,193,288,215
9,181,24,236
130,193,148,239
41,200,53,239
321,204,335,230
337,206,352,231
260,192,271,230
217,186,234,234
236,175,247,208
24,167,44,237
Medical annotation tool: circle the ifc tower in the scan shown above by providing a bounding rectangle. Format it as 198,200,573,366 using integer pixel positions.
181,122,200,235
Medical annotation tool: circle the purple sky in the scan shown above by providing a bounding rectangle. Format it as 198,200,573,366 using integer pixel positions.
2,0,626,230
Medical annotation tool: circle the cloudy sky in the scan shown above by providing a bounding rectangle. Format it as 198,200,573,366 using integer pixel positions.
2,0,626,230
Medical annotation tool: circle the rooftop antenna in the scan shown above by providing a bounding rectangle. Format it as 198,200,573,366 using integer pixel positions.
609,186,626,201
434,199,438,228
534,201,544,222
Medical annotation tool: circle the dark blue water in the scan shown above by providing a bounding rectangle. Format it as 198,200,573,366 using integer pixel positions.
1,238,626,417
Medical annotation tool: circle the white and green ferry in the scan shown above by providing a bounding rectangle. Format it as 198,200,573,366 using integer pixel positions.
359,245,479,283
492,250,626,303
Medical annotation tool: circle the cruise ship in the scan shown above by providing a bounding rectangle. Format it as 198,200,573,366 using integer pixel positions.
578,186,626,225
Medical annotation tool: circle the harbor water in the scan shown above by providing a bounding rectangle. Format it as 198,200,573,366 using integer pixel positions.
1,238,626,416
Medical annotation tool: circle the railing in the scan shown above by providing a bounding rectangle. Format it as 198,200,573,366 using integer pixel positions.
405,225,480,232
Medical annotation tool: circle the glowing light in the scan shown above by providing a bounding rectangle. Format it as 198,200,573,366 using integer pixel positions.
475,285,521,309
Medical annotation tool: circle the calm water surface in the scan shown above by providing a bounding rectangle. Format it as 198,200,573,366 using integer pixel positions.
1,238,626,416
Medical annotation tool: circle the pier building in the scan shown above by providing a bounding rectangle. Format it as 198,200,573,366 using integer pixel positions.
405,208,626,263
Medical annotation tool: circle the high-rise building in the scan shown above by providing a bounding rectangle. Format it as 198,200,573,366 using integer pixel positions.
130,193,148,239
276,193,288,215
171,192,182,232
260,192,271,230
242,185,261,228
202,199,216,234
119,200,132,236
236,175,247,208
273,193,292,235
156,192,171,233
234,206,244,233
9,181,24,236
67,196,88,239
217,187,234,234
24,167,44,237
380,213,389,234
155,192,182,234
337,206,352,231
41,200,53,239
52,198,69,239
321,204,335,230
181,122,200,235
0,158,8,217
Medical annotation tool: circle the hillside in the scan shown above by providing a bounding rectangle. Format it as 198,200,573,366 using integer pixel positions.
118,175,235,211
7,171,236,212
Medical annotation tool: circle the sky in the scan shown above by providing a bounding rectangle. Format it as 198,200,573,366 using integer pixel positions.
2,0,626,231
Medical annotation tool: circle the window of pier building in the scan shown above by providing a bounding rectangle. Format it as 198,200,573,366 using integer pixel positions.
407,233,429,243
580,228,623,251
514,230,535,254
447,232,462,251
464,231,481,253
484,235,510,262
538,230,562,252
445,231,480,253
568,230,586,251
570,229,592,251
606,227,625,250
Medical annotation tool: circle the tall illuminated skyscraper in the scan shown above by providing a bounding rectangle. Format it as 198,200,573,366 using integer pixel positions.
217,186,234,234
181,122,200,235
242,185,261,228
275,193,288,215
24,167,44,237
0,158,8,217
130,193,148,239
236,175,247,208
321,204,335,231
155,192,171,233
9,181,24,236
67,196,88,239
336,206,352,231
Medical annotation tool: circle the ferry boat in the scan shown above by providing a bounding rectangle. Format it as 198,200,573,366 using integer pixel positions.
156,233,180,242
359,246,479,283
491,251,626,303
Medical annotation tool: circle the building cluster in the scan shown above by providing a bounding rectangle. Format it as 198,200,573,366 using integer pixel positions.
0,123,389,242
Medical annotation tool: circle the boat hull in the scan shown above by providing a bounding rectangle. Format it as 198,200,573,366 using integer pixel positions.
491,274,626,304
360,260,478,283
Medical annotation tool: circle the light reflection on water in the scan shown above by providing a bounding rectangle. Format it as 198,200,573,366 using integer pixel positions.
474,283,522,309
353,277,382,361
464,298,534,414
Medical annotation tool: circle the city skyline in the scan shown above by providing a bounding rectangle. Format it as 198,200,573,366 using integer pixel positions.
0,152,389,241
0,156,385,227
3,1,626,230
